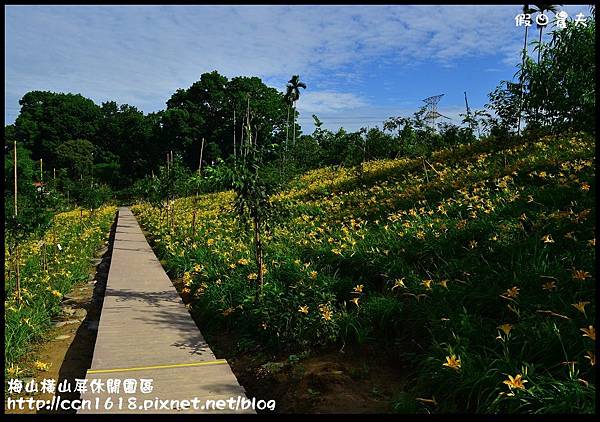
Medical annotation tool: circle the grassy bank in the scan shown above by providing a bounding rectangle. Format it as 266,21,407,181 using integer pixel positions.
132,133,595,413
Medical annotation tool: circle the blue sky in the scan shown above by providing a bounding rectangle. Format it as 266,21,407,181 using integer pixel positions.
4,4,593,133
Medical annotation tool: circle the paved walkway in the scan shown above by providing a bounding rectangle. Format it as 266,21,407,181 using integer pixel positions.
79,207,252,414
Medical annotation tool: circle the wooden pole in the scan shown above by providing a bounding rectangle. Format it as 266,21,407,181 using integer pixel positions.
233,108,237,163
240,113,245,159
53,167,56,180
13,141,21,304
15,245,21,304
40,158,43,182
191,210,196,234
14,141,18,217
198,138,205,175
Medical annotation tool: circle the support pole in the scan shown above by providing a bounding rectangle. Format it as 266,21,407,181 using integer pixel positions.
233,108,237,163
14,141,18,217
198,138,205,176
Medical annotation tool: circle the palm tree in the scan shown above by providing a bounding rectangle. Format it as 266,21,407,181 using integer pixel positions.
532,4,560,63
286,75,307,145
517,4,536,135
521,5,536,63
284,87,293,152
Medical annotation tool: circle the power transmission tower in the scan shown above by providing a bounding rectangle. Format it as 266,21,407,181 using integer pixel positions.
464,91,476,133
422,94,450,131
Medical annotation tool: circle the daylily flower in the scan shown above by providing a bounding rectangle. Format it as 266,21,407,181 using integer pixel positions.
584,351,595,367
391,278,406,290
571,301,590,316
503,374,527,390
581,326,595,341
541,234,554,244
498,323,513,336
442,355,461,371
572,269,591,281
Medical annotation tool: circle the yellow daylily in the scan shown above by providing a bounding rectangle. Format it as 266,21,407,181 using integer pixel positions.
571,301,590,316
584,351,595,367
34,360,52,371
442,355,461,371
580,326,595,341
498,323,513,336
501,286,520,299
503,374,528,390
391,278,406,290
572,269,591,281
541,234,555,244
542,281,557,291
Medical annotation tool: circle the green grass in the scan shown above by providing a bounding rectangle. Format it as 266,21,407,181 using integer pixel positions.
4,206,116,375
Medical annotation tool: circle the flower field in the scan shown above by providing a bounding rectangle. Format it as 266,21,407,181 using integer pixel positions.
4,206,117,375
131,133,595,413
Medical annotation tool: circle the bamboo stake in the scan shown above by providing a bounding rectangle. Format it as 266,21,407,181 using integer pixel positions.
240,113,245,159
233,108,237,163
13,141,21,304
15,245,21,304
198,138,205,176
191,210,196,234
14,141,18,217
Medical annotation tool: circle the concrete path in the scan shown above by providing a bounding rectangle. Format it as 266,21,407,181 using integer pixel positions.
79,207,252,414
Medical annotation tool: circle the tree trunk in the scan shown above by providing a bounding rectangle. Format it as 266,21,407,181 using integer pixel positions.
292,102,297,146
285,105,290,152
517,25,529,135
14,140,18,217
537,27,543,64
233,108,237,164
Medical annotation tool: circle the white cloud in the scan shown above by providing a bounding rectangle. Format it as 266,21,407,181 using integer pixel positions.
5,4,592,126
297,91,368,114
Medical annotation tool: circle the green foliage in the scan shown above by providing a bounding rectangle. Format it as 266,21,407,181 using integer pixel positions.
4,206,116,371
55,139,95,179
490,13,595,136
521,16,595,133
133,131,595,413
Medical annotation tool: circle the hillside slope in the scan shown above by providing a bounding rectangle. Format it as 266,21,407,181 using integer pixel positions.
132,133,595,413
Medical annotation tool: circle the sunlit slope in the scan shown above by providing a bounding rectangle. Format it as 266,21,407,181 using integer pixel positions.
133,133,595,412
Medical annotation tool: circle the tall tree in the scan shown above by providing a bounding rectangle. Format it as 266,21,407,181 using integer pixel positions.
532,4,560,63
517,4,537,134
286,75,307,145
284,88,293,152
